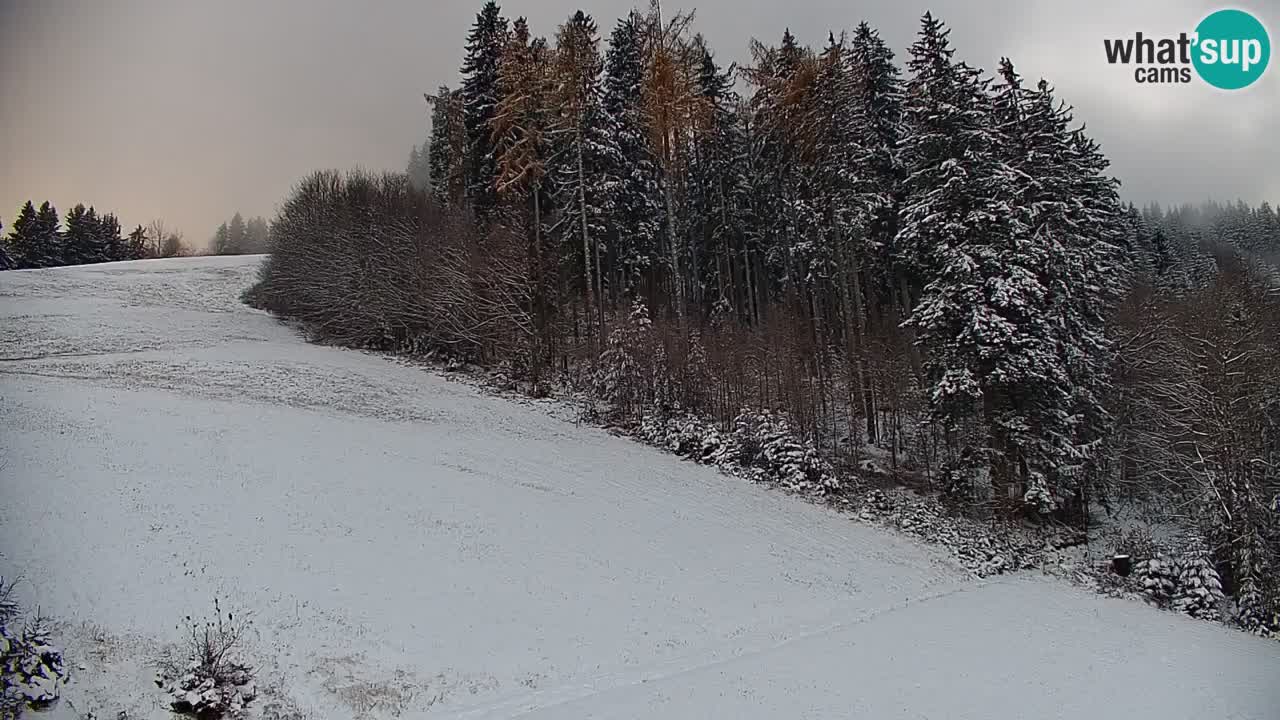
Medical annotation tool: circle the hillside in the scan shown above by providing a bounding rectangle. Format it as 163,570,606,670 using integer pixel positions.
0,257,1276,719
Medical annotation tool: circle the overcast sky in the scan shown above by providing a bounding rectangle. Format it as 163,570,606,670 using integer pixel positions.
1,0,1276,245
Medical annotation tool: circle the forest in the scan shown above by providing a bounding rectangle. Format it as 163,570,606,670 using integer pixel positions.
247,3,1279,633
1,201,188,269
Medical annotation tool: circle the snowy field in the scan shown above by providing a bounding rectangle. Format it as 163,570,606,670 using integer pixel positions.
1,256,1276,719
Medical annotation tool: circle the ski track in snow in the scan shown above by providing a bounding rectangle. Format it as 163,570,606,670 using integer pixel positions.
0,256,1276,720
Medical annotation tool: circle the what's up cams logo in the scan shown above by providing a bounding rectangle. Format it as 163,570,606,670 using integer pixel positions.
1104,8,1271,89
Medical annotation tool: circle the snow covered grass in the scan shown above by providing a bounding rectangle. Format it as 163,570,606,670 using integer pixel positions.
1,256,1278,719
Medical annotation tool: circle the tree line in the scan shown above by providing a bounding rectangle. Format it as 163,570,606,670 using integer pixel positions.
254,2,1279,633
210,212,271,256
1,200,189,270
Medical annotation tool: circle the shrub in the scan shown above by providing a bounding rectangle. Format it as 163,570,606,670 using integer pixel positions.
160,598,257,719
0,578,67,713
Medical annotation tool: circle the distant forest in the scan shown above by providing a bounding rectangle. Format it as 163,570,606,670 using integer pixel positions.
250,2,1280,633
0,201,192,270
209,212,271,256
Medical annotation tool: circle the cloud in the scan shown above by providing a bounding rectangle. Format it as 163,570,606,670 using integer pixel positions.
0,0,1274,240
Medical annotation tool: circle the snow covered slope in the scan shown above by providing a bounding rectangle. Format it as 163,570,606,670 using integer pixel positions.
1,257,1276,719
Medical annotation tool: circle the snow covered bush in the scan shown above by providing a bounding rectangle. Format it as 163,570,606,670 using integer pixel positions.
1132,557,1177,605
855,490,1083,577
726,410,839,493
1,578,68,714
1172,538,1225,621
595,300,654,420
1231,539,1277,636
630,409,840,494
1112,526,1162,564
160,599,256,719
1022,471,1058,515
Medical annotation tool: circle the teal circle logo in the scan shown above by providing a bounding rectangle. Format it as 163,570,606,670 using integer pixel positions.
1192,9,1270,89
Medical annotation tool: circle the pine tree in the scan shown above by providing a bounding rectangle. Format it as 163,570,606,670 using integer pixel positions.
460,1,509,221
743,29,819,301
684,38,747,317
548,10,618,343
82,207,108,262
1059,125,1131,506
126,225,149,260
98,212,123,261
212,222,231,255
989,60,1098,504
1173,537,1225,620
406,144,431,192
822,21,907,443
62,204,95,266
34,202,61,267
596,298,654,416
813,31,881,443
492,17,553,201
227,212,247,255
246,217,270,254
1233,537,1274,634
427,85,467,206
848,21,905,315
0,218,9,271
491,16,557,370
1133,556,1177,604
899,14,1052,500
639,1,712,322
601,11,662,298
6,201,42,269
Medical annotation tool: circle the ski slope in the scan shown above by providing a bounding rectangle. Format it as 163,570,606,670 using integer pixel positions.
1,256,1276,719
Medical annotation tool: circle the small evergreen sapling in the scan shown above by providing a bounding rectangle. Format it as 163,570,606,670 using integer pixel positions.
1133,557,1177,605
1172,538,1225,620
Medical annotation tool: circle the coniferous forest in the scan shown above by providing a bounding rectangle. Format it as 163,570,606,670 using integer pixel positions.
1,201,190,269
248,4,1280,633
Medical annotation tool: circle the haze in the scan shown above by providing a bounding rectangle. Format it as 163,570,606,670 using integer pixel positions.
1,0,1275,246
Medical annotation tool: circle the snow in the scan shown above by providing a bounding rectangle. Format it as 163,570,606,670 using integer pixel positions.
0,256,1276,719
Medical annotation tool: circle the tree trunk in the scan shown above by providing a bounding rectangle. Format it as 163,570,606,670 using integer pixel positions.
851,267,877,443
576,132,596,346
662,174,684,325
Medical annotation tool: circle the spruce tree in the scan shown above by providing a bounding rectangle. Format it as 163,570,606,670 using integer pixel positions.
639,2,711,322
62,204,94,266
406,144,431,192
427,85,466,206
212,222,231,255
1173,537,1225,620
685,39,747,316
0,218,10,271
246,217,270,254
99,212,123,261
988,60,1090,501
127,225,149,260
743,30,812,301
6,201,41,269
82,206,108,263
812,31,883,442
1060,124,1131,503
228,212,247,255
548,10,616,341
460,1,509,221
601,11,662,296
898,14,1050,500
491,16,557,366
848,22,905,312
34,202,61,267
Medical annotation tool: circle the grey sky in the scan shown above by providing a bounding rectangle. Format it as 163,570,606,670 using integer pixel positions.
1,0,1276,245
